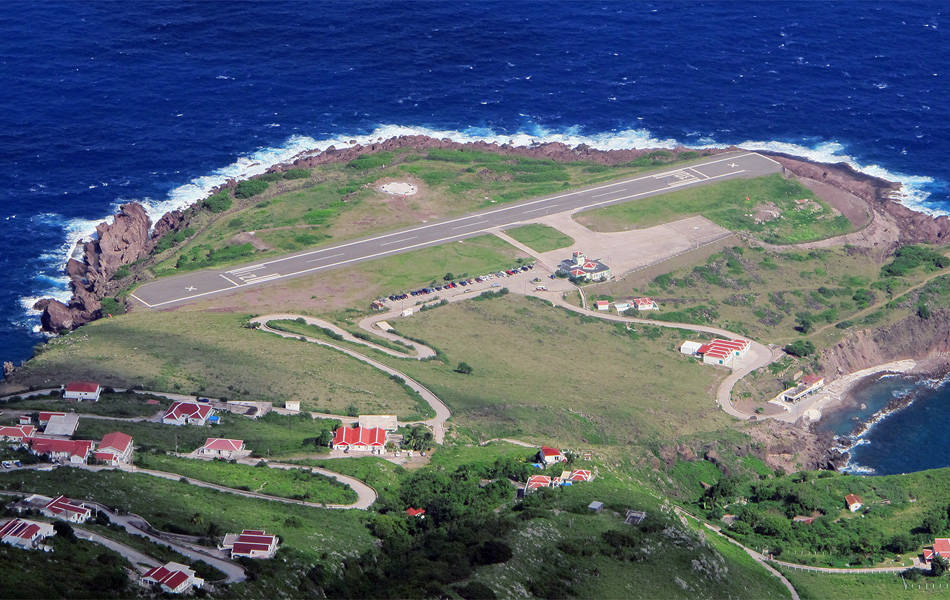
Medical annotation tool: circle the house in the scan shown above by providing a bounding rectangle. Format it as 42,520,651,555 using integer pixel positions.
18,415,32,426
923,538,950,563
525,475,552,492
594,300,610,311
94,431,133,466
680,341,703,355
845,494,863,512
783,374,826,403
41,495,91,523
331,426,387,451
63,381,101,401
197,438,247,459
0,518,55,550
0,425,36,443
568,469,593,482
406,507,426,518
37,412,66,427
558,251,611,282
632,297,659,311
613,301,631,313
624,510,647,525
358,415,399,431
141,562,204,594
792,515,816,525
588,501,604,513
284,400,301,412
219,530,279,559
28,438,93,464
43,413,79,437
162,401,214,426
697,338,751,367
538,446,565,465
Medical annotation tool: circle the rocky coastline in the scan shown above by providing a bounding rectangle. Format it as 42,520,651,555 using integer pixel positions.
29,136,950,335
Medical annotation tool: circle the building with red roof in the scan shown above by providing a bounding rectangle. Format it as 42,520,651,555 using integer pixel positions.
406,507,426,518
633,297,659,311
696,338,751,367
331,427,387,452
41,495,91,524
845,494,863,512
538,446,565,465
525,475,553,492
558,251,611,282
94,431,133,466
568,469,594,482
197,438,247,459
0,425,36,443
0,518,55,550
594,300,610,311
923,538,950,563
18,414,32,426
219,529,279,559
63,381,101,401
28,438,93,464
162,401,214,426
37,412,66,427
141,562,204,594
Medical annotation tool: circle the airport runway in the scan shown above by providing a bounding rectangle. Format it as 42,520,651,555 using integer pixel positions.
130,151,781,308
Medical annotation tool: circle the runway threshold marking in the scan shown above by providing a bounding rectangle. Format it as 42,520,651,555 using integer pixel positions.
687,167,711,180
219,273,242,286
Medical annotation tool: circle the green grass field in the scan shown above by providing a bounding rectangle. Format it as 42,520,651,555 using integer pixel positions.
369,295,729,445
135,453,357,504
12,310,420,416
75,412,338,457
286,456,405,505
3,390,168,418
576,174,853,244
775,568,941,600
504,223,575,252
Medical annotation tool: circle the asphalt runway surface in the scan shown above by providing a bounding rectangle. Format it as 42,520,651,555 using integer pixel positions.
130,151,781,308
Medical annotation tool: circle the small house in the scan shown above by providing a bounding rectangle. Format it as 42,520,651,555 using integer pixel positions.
28,438,93,465
41,495,91,524
284,400,301,412
162,401,214,426
633,297,659,311
94,431,133,466
680,341,703,355
197,438,247,460
525,475,552,492
37,412,67,427
588,501,604,513
538,446,565,465
406,508,426,518
331,426,387,451
783,374,826,403
613,302,631,313
0,518,56,550
845,494,863,512
924,538,950,563
568,469,593,482
18,415,32,426
141,562,204,594
624,510,647,525
0,425,36,443
219,530,279,559
594,300,610,311
792,515,815,525
558,251,611,282
63,381,101,402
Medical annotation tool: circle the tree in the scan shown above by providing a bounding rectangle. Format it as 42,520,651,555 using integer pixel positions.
918,303,932,319
53,520,75,540
203,190,233,212
795,312,815,334
443,272,455,281
784,340,816,357
886,533,915,554
932,554,948,577
454,362,473,375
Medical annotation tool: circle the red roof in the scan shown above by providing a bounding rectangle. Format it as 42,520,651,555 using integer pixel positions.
934,539,950,555
201,438,244,452
332,427,387,447
570,269,586,277
229,530,278,557
37,411,66,423
0,519,42,541
845,494,862,506
143,563,193,588
802,374,823,386
569,470,592,482
44,495,90,518
242,529,265,535
540,446,561,457
633,297,656,306
526,475,552,489
29,438,93,459
696,344,711,354
583,261,598,270
0,425,36,439
99,431,132,454
594,300,609,306
163,571,190,590
94,451,118,462
406,507,426,517
65,381,100,393
164,401,212,422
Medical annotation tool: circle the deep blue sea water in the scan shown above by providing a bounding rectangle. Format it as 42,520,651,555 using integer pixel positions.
0,2,947,469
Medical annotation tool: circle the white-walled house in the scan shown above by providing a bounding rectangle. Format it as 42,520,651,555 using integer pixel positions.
63,382,101,401
0,518,55,550
197,438,247,459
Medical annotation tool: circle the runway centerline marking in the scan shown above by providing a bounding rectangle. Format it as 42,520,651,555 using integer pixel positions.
452,220,488,230
308,252,344,263
591,188,625,198
380,236,417,246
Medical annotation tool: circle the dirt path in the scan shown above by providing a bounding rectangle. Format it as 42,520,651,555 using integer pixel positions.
252,314,450,443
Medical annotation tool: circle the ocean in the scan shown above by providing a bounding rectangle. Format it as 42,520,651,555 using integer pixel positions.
0,2,946,430
816,374,950,475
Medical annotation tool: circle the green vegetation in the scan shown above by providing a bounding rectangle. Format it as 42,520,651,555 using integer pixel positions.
0,531,132,598
288,456,404,504
152,226,195,254
776,568,929,600
15,311,421,416
267,318,412,356
234,179,269,199
504,223,575,252
98,297,125,315
784,340,816,357
4,390,166,418
881,245,949,277
282,168,311,180
111,265,130,280
135,454,357,504
174,241,256,271
204,189,233,212
76,411,339,457
577,174,853,244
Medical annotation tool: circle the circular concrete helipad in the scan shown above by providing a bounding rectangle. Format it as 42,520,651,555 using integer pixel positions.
379,181,417,196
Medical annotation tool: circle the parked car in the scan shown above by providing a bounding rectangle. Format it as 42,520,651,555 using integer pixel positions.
1,461,13,469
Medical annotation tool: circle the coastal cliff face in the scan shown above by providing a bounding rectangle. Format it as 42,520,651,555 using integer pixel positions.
34,203,152,332
819,309,950,377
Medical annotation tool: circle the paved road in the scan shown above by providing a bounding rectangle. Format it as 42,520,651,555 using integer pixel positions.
75,527,162,572
130,152,781,309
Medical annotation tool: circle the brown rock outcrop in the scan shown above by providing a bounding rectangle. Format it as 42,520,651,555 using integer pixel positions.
153,209,185,240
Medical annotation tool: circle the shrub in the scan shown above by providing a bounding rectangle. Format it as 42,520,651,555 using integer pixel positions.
99,297,125,316
204,190,233,212
454,362,473,375
234,179,269,199
784,340,816,357
111,265,130,280
283,168,310,179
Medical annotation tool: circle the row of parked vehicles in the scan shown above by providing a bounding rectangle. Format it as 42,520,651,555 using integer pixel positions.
382,263,536,302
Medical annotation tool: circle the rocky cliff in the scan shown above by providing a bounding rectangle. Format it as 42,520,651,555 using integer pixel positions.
34,202,153,332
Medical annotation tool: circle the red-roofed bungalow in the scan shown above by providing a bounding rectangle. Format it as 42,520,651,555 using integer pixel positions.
538,446,565,465
197,438,246,459
219,529,279,559
162,401,213,426
41,495,91,524
0,425,36,442
64,381,101,401
406,507,426,518
331,427,387,452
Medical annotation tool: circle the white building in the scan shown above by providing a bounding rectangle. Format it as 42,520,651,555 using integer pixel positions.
141,562,204,594
63,382,101,401
0,518,56,550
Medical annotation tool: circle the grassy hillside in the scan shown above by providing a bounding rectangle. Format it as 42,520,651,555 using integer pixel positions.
575,173,853,244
